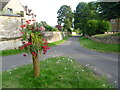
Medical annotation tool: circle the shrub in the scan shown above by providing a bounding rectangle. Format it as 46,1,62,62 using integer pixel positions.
52,27,59,31
45,25,53,31
85,20,112,36
85,20,98,36
99,20,112,33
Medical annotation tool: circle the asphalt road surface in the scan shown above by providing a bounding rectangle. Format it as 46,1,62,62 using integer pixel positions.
2,36,119,87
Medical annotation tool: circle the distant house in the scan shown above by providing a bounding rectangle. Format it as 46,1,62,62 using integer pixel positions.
110,19,120,32
0,0,36,20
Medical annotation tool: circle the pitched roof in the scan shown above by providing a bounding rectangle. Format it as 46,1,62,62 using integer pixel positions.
0,0,10,9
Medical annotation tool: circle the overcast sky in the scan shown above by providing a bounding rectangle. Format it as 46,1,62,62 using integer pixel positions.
20,0,97,26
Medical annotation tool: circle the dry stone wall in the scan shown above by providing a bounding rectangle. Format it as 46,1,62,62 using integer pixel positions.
0,16,23,51
86,36,120,44
45,32,68,43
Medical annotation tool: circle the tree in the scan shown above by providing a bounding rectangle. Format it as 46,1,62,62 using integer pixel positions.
85,20,98,36
85,20,112,36
63,18,72,32
97,2,120,31
41,21,53,31
19,20,50,77
57,5,73,30
74,2,88,36
97,2,120,20
74,2,98,36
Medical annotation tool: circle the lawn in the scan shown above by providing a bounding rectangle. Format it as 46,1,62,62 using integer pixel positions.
2,56,112,88
0,36,69,56
79,36,119,53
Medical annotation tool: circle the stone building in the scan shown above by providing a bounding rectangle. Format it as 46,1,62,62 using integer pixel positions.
0,0,36,51
0,0,36,20
110,19,120,32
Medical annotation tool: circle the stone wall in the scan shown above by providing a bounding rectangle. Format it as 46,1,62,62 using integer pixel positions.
86,36,120,44
0,31,68,51
0,16,22,38
45,31,68,43
0,16,68,51
0,15,23,51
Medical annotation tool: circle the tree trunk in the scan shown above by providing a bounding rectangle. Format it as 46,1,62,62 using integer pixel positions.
32,54,40,77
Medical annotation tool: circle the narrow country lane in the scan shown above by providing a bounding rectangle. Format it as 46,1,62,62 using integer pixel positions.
2,36,119,87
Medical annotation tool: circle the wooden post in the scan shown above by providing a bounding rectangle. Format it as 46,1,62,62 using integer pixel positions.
30,34,40,78
32,53,40,77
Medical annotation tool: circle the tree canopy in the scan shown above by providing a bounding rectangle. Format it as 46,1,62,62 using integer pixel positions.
57,5,73,30
74,2,98,35
97,2,120,20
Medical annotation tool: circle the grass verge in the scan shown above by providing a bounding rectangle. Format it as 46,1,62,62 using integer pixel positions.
2,56,112,88
0,36,69,56
92,32,120,37
48,36,69,47
79,36,119,53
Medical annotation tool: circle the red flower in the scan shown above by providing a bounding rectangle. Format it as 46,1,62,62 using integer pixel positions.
19,47,24,50
27,42,32,45
26,21,30,24
32,52,35,55
20,24,26,28
24,44,28,47
43,49,47,52
44,42,48,45
42,46,47,49
23,54,27,56
32,52,37,56
21,32,24,34
41,39,44,41
33,54,36,56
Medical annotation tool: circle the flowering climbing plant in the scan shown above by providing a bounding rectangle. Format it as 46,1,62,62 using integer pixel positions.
19,19,50,56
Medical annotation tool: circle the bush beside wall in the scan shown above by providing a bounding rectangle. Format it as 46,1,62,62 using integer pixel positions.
85,20,112,36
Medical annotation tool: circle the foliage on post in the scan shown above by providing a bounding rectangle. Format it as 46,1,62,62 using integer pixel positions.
19,19,50,77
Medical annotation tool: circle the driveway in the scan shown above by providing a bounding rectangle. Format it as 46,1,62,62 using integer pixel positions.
2,36,119,87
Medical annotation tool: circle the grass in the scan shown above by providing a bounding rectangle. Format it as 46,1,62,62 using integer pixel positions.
92,32,120,37
2,56,113,88
0,36,69,56
0,49,25,56
48,36,69,47
79,36,119,53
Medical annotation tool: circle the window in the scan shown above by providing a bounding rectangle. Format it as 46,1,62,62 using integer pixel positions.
7,8,13,14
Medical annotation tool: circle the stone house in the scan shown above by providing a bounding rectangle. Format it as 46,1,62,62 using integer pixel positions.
0,0,36,20
0,0,36,51
110,19,120,32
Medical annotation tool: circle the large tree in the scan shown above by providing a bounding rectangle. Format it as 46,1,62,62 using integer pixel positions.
97,2,120,32
97,2,120,20
74,2,98,36
57,5,73,30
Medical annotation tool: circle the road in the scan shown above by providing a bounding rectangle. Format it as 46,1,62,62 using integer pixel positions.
2,36,119,87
